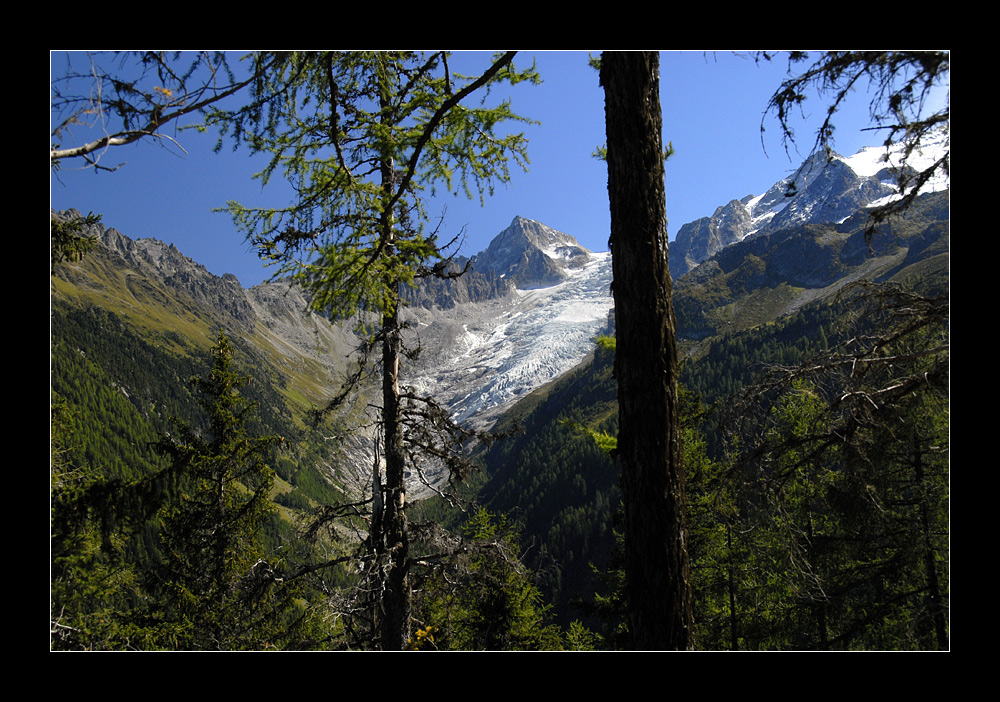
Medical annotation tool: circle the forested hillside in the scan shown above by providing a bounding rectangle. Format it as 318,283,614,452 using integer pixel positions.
50,205,950,651
51,181,950,651
475,265,948,649
470,187,949,649
50,169,949,653
477,342,620,621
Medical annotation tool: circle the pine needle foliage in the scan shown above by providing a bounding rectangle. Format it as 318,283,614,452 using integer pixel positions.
204,51,540,649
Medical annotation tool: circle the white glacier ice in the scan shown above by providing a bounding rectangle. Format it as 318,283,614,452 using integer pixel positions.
405,251,614,427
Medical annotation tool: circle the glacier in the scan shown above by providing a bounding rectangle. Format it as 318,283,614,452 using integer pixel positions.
404,250,613,428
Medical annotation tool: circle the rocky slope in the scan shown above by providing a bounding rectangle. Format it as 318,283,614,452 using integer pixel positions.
404,251,613,428
52,131,949,498
671,188,949,348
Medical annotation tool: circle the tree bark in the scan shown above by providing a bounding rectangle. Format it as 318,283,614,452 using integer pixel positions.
380,293,410,650
374,71,410,649
600,51,694,650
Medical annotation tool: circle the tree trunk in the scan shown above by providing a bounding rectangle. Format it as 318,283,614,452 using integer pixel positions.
375,66,411,645
601,50,694,650
380,293,410,650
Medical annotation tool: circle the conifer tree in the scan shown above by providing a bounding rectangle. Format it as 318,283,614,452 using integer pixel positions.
50,211,100,265
723,283,949,649
153,332,301,650
412,508,568,651
51,52,276,173
207,51,538,649
50,400,139,649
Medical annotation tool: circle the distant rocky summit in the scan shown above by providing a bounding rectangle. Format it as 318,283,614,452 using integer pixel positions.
470,216,592,289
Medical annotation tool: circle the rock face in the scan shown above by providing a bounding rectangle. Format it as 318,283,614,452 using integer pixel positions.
52,208,614,433
402,217,592,309
671,197,757,277
402,257,512,310
404,250,614,428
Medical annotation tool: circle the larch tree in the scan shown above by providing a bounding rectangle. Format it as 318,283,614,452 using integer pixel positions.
206,51,538,650
721,283,949,649
675,51,949,649
51,52,277,270
599,50,694,650
742,51,949,648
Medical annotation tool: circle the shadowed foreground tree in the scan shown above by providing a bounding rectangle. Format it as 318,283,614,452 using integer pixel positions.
729,50,950,649
599,50,694,650
411,508,569,650
208,51,538,649
50,332,309,650
719,282,948,649
50,400,140,649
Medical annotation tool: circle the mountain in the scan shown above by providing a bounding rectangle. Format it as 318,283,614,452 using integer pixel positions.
402,214,591,313
405,241,612,428
50,209,614,497
668,137,946,280
51,134,949,497
51,138,949,635
53,210,361,405
399,216,613,429
470,216,594,289
672,188,949,346
51,131,949,502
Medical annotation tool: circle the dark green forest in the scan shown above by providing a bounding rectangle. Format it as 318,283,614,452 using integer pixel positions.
49,189,950,652
471,272,948,650
49,188,950,652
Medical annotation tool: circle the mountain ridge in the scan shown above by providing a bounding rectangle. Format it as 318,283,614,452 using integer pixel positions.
669,135,948,280
50,208,616,497
469,215,594,290
50,135,949,504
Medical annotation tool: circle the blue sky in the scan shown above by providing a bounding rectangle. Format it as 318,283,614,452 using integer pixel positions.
51,51,899,289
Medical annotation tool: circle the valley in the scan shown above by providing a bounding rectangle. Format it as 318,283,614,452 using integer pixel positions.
50,136,949,650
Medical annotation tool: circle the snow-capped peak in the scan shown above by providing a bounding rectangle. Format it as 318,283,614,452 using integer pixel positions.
669,132,949,280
